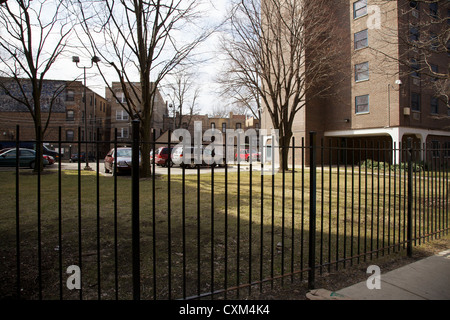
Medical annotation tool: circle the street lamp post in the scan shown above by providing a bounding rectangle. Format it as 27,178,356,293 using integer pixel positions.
72,55,101,171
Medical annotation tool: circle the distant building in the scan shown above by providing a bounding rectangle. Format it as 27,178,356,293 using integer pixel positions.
0,78,110,159
105,82,168,145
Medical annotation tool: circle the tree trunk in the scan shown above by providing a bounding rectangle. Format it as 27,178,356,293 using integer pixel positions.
278,133,292,172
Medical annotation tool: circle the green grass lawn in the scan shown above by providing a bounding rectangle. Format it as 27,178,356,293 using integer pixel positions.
0,166,448,300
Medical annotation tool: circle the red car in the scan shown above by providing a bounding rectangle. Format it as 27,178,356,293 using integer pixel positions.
155,147,173,167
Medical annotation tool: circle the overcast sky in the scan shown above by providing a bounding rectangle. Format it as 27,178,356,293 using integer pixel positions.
44,0,232,116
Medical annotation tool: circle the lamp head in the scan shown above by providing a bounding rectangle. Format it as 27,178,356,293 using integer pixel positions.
72,56,80,63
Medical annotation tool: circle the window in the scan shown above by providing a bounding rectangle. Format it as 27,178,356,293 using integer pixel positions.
444,142,450,158
354,29,368,50
431,97,439,114
116,110,129,121
431,141,440,158
430,32,439,51
411,93,421,112
211,122,216,129
222,122,227,133
431,64,439,81
236,123,242,129
355,62,369,81
353,0,367,19
410,58,420,78
410,1,419,9
66,110,75,121
409,26,420,42
66,130,74,142
66,90,74,102
429,2,438,19
116,92,127,104
119,128,129,139
355,95,369,114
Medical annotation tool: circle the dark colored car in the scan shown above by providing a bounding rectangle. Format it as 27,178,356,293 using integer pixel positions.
70,152,96,163
0,142,61,162
155,147,174,167
104,147,141,175
0,148,49,168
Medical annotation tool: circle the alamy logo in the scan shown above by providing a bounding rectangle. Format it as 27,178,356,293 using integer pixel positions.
367,5,381,30
66,265,81,290
171,121,280,175
366,265,381,290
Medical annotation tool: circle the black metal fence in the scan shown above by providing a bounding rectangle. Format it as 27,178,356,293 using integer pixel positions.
0,123,449,300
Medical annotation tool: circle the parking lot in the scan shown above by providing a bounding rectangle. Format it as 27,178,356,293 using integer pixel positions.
0,160,268,176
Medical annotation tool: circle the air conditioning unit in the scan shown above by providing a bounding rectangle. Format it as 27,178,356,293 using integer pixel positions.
412,10,419,18
412,78,420,86
412,112,420,121
403,107,411,116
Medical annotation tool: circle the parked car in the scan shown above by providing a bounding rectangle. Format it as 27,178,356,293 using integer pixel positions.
70,152,96,163
155,147,174,167
44,155,55,165
0,148,49,168
0,142,61,162
172,146,225,168
235,149,249,162
104,147,141,175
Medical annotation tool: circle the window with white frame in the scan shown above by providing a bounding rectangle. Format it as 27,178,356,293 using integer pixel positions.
355,95,369,114
119,127,129,139
116,91,127,104
116,110,129,121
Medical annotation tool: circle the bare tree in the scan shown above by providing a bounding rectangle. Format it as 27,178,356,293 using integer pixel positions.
222,0,343,170
75,0,212,177
0,0,73,171
165,70,201,130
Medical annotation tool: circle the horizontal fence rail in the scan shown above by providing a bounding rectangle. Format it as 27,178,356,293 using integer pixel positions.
0,125,449,300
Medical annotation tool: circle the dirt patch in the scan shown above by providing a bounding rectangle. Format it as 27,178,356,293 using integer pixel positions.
246,234,450,300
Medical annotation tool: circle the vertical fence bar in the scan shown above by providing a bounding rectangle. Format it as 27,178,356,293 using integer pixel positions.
259,146,264,293
308,132,317,290
320,139,324,274
131,119,140,300
58,127,63,299
15,125,20,299
211,157,215,298
77,126,83,300
152,130,157,300
167,130,172,299
114,128,119,299
96,127,101,300
197,161,201,298
182,145,186,300
407,138,413,257
291,137,295,282
37,126,42,299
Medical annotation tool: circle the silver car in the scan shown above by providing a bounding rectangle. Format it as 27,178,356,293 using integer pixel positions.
104,147,140,174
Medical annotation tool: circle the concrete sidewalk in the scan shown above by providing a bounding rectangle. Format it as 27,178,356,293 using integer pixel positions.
335,249,450,300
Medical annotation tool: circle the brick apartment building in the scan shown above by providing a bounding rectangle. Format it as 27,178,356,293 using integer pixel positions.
260,0,449,164
0,78,110,159
105,82,168,144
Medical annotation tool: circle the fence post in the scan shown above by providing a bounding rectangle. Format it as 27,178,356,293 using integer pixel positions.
132,119,141,300
407,138,413,258
308,131,317,290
